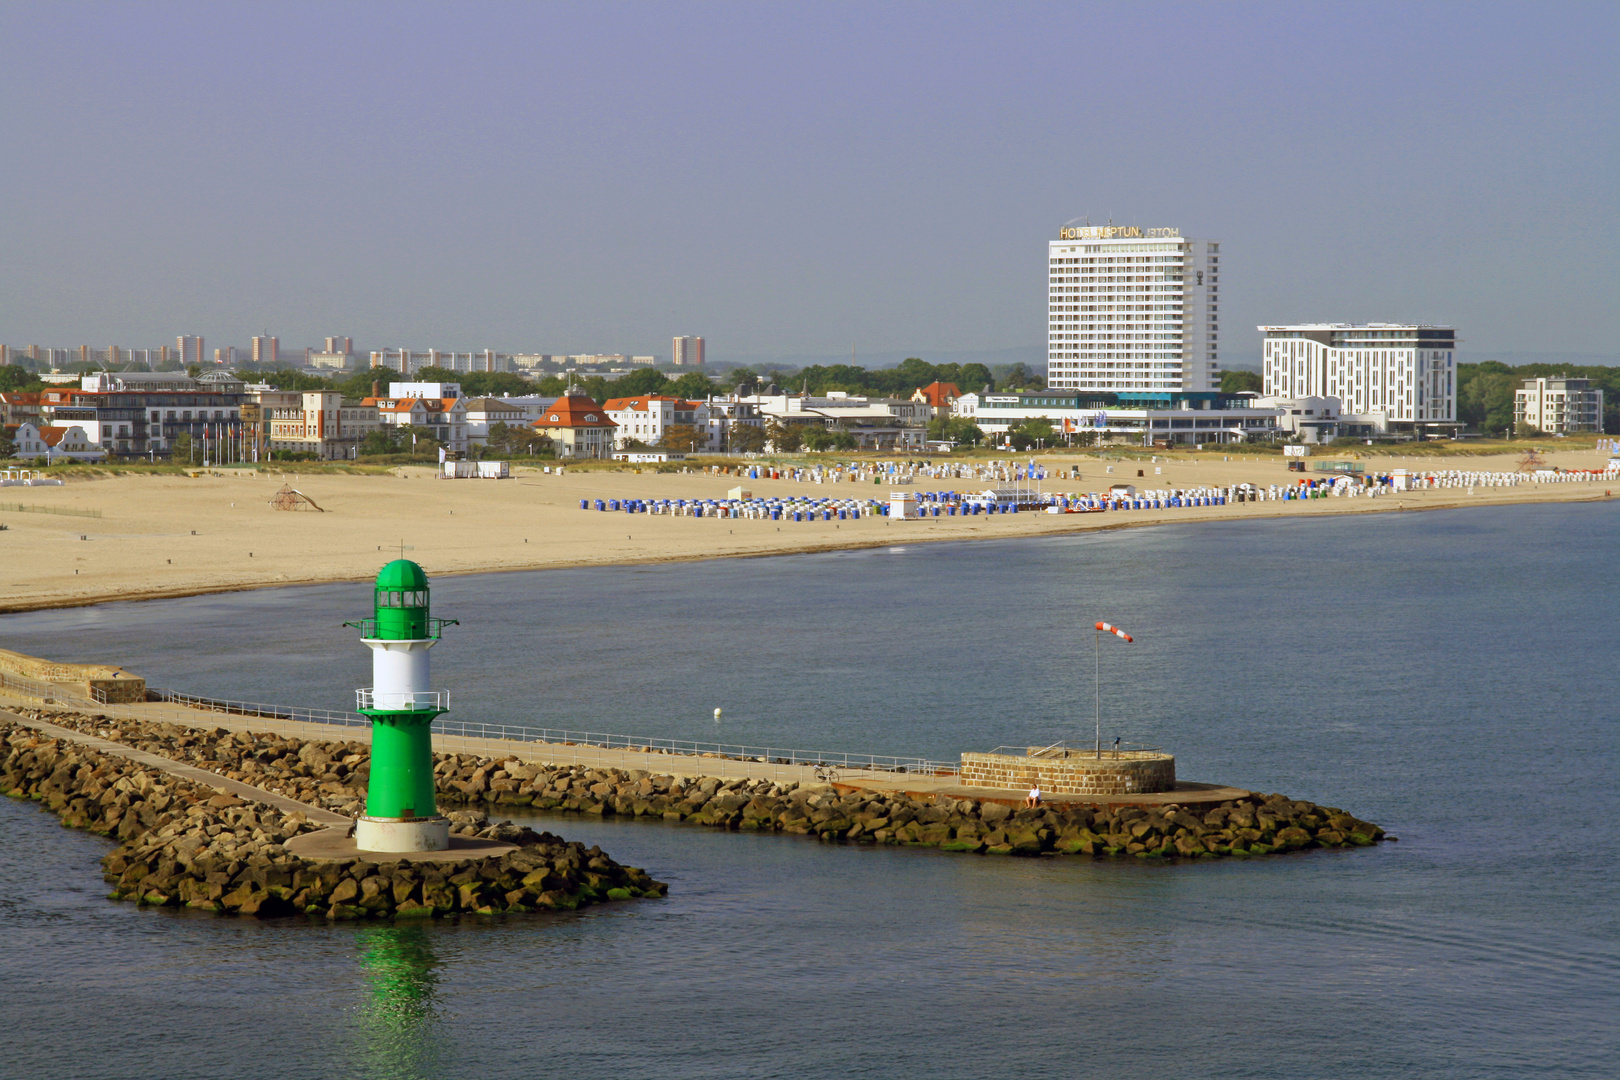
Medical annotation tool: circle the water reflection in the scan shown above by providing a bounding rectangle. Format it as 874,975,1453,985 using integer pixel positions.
354,924,444,1080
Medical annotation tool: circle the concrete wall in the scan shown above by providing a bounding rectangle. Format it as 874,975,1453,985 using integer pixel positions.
959,748,1175,795
0,648,147,703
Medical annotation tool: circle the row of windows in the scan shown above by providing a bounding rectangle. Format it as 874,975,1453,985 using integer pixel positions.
378,590,429,608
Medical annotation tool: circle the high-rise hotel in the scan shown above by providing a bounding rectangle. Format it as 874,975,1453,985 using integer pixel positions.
1047,225,1219,394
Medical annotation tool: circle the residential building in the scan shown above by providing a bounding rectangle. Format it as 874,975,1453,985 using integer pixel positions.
39,382,245,458
1514,377,1604,434
672,336,705,366
1260,323,1458,435
953,390,1280,446
325,337,354,355
177,335,204,366
462,396,557,447
266,392,381,459
308,351,357,370
1047,224,1219,394
740,391,929,450
911,381,963,418
702,396,765,452
360,385,468,454
10,422,103,461
602,395,712,449
531,388,617,458
252,335,279,366
1,391,43,428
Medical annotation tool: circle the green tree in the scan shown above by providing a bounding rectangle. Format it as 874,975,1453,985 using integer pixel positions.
335,366,397,399
0,429,17,459
0,364,43,392
801,426,835,451
927,416,984,446
606,368,670,397
359,429,406,456
1458,370,1517,434
412,366,461,383
169,433,196,464
727,423,767,453
484,421,553,457
659,424,706,452
1006,416,1058,450
667,371,715,400
259,368,333,392
1220,370,1262,394
458,371,535,398
958,363,994,393
765,418,805,452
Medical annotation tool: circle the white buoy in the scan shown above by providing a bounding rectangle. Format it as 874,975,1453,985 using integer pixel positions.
714,707,723,722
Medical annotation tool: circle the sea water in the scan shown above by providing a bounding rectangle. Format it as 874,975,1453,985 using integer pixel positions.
1,502,1615,1079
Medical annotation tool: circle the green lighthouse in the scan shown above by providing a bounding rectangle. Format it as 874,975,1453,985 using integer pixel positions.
345,560,457,852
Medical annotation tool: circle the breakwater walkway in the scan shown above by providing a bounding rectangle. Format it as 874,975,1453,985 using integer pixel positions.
1,685,1249,808
3,708,350,827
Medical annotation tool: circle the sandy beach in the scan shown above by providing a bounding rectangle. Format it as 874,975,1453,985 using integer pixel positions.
1,447,1613,614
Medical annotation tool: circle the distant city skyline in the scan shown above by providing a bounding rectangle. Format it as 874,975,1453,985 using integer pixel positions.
1,3,1614,366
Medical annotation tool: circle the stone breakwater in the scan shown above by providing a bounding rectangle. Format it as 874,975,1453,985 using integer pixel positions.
26,710,1388,860
1,721,667,920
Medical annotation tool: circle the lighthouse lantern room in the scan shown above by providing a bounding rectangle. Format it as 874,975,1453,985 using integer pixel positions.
345,559,458,852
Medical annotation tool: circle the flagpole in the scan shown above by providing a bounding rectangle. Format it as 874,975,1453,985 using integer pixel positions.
1095,624,1101,759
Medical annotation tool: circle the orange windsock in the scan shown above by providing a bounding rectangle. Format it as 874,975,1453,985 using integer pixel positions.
1095,621,1133,642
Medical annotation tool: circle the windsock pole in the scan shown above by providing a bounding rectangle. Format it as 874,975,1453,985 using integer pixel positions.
1094,622,1133,758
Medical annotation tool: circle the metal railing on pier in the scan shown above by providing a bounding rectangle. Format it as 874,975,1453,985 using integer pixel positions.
133,688,958,781
988,741,1165,760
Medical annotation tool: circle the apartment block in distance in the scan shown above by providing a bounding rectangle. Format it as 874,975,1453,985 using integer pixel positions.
1514,376,1604,434
672,336,705,366
1047,224,1219,393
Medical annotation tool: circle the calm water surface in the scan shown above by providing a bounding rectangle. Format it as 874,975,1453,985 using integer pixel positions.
2,503,1616,1079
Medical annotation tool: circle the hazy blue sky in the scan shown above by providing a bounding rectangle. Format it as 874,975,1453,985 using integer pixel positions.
2,1,1615,365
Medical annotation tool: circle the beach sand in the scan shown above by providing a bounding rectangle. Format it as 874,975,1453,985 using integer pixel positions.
1,447,1613,613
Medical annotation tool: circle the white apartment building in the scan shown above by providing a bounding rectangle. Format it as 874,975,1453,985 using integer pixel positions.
1514,377,1604,434
603,394,713,449
1260,324,1458,435
462,396,558,446
1047,225,1219,394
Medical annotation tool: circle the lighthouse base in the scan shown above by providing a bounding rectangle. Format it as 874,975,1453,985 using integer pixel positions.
355,816,450,853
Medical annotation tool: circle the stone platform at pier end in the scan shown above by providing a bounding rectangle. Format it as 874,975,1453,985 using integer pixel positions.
958,747,1178,796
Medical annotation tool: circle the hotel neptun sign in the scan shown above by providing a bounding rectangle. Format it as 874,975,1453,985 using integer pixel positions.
1057,225,1181,240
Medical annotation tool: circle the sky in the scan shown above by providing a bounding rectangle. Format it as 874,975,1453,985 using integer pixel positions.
1,1,1615,367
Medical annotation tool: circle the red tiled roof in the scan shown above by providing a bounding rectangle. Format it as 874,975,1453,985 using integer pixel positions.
38,425,74,447
913,382,962,407
534,393,616,429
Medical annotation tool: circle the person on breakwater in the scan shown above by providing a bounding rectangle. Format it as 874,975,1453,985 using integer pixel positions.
1025,784,1042,808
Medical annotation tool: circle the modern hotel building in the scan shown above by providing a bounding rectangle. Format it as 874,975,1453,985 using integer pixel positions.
1259,323,1458,436
1047,225,1219,394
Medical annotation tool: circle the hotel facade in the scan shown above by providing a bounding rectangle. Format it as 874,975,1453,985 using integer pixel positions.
1047,225,1220,394
1259,323,1458,436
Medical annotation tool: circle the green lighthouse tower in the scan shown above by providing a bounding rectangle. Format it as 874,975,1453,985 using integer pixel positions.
345,560,457,852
